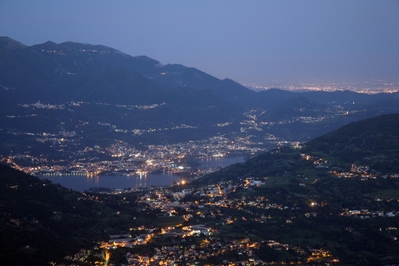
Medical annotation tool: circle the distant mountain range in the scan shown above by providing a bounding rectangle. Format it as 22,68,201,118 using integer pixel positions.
1,36,399,156
1,36,398,106
0,36,253,105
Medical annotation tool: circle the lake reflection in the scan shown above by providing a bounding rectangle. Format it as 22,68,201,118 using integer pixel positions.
197,156,244,168
40,171,181,192
39,156,245,192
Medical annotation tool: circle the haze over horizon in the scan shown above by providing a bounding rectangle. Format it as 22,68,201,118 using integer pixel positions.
1,0,398,87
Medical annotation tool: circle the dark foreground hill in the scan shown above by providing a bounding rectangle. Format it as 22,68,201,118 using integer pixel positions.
0,164,101,265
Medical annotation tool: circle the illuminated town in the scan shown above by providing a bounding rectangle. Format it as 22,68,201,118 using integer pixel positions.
55,151,399,265
246,80,399,94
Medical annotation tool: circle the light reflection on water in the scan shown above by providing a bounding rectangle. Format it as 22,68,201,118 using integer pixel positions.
39,156,244,192
197,156,244,169
39,171,179,192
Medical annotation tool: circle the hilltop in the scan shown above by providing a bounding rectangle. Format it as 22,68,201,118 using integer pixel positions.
304,114,399,170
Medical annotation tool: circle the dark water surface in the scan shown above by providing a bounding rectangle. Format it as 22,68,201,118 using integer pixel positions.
196,156,244,169
39,156,244,192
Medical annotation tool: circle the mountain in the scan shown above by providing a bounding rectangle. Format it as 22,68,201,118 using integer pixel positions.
0,37,249,147
1,36,399,160
2,36,398,109
0,36,253,105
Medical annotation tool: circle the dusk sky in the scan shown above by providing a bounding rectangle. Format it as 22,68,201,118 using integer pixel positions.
1,0,398,86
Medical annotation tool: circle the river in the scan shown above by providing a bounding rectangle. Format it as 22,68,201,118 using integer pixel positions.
39,156,244,192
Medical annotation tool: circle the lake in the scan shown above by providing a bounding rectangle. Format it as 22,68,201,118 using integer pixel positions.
39,156,244,192
196,156,244,169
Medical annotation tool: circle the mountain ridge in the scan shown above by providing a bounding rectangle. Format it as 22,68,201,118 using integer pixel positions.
2,37,399,108
1,36,399,158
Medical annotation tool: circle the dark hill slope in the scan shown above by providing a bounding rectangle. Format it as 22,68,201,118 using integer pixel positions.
75,68,160,104
255,89,297,109
0,164,101,265
304,113,399,164
193,114,399,185
31,40,162,75
147,63,221,89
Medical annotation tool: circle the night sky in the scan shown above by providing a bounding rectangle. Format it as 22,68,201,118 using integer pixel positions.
1,0,398,85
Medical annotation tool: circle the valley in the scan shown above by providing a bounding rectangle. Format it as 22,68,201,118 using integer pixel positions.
1,37,399,265
0,96,388,180
2,114,399,265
